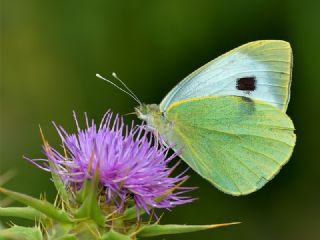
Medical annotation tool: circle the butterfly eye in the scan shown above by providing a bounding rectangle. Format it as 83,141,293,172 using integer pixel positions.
236,76,256,91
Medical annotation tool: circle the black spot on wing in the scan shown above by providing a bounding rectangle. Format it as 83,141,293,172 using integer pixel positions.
240,96,254,103
236,76,256,92
239,96,256,114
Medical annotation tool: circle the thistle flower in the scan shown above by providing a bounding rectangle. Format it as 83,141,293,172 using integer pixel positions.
28,111,192,213
1,110,238,239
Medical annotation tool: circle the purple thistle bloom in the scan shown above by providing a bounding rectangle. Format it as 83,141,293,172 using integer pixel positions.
28,111,193,213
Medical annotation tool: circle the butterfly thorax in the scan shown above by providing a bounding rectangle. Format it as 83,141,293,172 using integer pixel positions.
135,104,173,135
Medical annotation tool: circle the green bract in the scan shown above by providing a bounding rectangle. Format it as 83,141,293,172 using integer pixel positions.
0,172,238,240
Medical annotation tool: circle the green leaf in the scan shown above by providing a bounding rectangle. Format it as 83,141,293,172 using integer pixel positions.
45,223,73,240
120,206,145,220
74,166,105,226
0,187,72,223
75,178,90,204
0,222,3,230
101,229,131,240
0,171,15,187
39,127,69,204
49,161,69,204
136,222,240,237
0,225,42,240
0,207,45,221
55,235,78,240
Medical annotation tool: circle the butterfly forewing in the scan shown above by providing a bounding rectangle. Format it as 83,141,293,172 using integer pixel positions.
160,40,292,112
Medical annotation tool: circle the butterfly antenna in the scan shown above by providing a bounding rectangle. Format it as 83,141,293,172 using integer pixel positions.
96,73,142,105
123,112,136,116
112,72,142,105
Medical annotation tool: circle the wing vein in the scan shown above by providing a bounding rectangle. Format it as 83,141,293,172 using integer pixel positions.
185,124,294,147
176,125,242,193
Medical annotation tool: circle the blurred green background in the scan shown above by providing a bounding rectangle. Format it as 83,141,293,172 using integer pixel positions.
1,0,320,239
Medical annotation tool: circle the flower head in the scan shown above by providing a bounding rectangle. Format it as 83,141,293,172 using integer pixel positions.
28,111,192,213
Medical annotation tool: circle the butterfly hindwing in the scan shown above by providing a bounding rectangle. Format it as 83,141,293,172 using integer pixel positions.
160,40,292,112
162,96,295,195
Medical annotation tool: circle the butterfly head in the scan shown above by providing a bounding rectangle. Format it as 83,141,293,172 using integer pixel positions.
135,104,172,133
135,104,160,122
135,103,174,139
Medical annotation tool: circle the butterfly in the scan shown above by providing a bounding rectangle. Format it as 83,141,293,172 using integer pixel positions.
98,40,296,195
